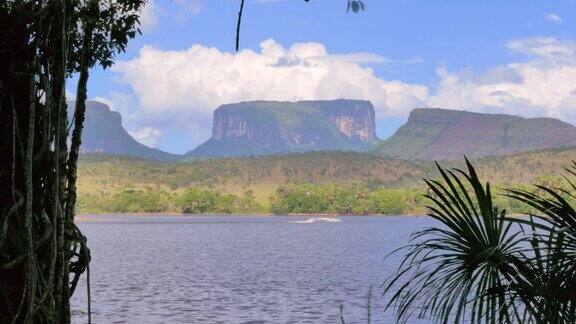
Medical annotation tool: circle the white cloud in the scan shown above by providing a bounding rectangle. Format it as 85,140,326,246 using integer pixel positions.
94,92,137,125
114,38,429,134
110,37,576,150
329,52,423,64
129,127,163,148
506,37,576,62
139,0,159,31
138,0,206,31
545,13,564,25
94,92,168,147
174,0,204,22
329,52,393,64
429,37,576,121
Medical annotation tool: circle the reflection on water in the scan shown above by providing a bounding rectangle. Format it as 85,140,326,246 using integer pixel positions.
71,214,433,323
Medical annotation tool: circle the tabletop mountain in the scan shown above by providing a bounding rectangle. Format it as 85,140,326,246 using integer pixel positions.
374,108,576,160
187,99,379,157
71,100,178,161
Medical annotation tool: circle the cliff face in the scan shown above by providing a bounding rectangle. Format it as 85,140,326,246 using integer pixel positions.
374,108,576,160
72,101,178,161
188,99,379,157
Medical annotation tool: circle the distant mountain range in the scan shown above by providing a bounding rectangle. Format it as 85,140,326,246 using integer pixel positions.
186,100,379,157
75,100,576,161
374,108,576,160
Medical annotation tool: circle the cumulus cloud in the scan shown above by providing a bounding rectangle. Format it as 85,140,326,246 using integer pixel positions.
94,92,138,124
129,127,163,148
94,92,166,148
109,37,576,151
139,0,159,31
545,13,564,25
429,37,576,121
114,38,429,131
137,0,206,31
506,37,576,62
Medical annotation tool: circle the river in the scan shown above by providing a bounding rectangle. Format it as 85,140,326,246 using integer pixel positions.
71,214,434,323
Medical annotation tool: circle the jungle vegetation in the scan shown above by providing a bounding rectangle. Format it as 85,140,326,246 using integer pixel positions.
75,149,576,214
78,187,264,214
269,183,423,215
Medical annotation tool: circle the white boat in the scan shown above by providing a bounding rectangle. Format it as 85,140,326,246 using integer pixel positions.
293,217,342,223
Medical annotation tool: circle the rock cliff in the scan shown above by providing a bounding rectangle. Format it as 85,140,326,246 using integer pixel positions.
187,99,379,157
72,101,178,161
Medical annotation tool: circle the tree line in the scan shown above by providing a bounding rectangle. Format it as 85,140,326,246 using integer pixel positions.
74,177,576,216
78,187,263,214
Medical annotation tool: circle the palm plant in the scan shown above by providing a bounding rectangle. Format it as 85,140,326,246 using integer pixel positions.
382,159,576,323
506,163,576,322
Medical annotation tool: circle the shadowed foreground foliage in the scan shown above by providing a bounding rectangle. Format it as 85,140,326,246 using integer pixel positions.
383,159,576,323
0,0,144,322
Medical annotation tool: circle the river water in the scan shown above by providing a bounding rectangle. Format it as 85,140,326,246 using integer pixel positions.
71,214,434,323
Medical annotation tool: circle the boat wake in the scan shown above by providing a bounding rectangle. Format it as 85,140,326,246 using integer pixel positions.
292,217,342,224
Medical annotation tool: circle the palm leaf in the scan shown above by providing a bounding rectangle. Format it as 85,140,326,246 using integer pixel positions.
504,161,576,322
383,158,524,323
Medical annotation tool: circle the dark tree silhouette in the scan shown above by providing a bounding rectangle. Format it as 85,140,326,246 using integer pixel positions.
0,1,145,322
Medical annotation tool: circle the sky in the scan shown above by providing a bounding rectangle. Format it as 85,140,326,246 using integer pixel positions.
81,0,576,154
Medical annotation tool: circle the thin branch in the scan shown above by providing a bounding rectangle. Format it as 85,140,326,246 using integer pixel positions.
235,0,245,51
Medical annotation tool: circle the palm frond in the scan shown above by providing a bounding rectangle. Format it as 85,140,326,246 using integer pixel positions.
504,161,576,321
383,158,524,323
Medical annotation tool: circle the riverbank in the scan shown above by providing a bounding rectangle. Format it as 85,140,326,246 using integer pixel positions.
77,184,428,215
75,212,428,222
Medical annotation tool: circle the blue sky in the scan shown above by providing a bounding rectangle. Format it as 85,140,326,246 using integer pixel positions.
82,0,576,153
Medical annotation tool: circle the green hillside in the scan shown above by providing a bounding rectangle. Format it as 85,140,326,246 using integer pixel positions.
78,151,424,197
374,108,576,160
77,148,576,214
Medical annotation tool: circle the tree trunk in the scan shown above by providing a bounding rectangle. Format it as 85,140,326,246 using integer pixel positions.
1,0,144,321
0,1,89,322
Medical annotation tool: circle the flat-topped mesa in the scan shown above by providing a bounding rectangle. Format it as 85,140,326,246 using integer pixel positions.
310,100,378,142
189,99,379,158
374,107,576,160
70,100,179,161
